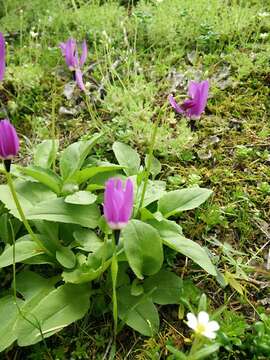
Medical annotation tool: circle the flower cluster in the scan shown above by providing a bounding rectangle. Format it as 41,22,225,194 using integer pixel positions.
60,38,88,91
169,80,209,120
187,311,220,339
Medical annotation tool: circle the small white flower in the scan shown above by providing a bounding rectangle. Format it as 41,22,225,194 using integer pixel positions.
30,30,38,38
258,11,270,17
260,33,268,39
187,311,220,339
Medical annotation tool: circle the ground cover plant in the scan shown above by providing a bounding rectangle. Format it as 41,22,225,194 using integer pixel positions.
0,0,270,359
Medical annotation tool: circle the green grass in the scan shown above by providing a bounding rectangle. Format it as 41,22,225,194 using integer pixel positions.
1,0,270,358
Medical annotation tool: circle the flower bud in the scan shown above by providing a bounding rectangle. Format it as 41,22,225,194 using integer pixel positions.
0,119,20,160
103,178,133,230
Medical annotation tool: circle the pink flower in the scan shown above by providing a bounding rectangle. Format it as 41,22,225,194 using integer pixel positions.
0,32,5,81
0,119,19,159
59,38,88,91
169,80,209,120
103,178,134,230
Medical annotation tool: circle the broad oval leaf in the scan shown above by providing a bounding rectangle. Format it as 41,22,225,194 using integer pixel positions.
148,219,216,276
122,220,163,279
158,187,213,218
65,191,97,205
18,166,62,194
143,270,182,305
72,165,123,185
0,296,23,352
0,238,45,268
112,142,140,176
16,283,90,346
118,285,159,336
60,134,102,181
56,246,76,269
26,198,100,228
33,140,59,169
73,229,103,252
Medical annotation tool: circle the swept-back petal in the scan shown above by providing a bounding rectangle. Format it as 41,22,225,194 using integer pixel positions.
188,81,199,99
197,80,209,114
75,69,85,91
65,38,77,68
168,94,184,114
80,40,88,66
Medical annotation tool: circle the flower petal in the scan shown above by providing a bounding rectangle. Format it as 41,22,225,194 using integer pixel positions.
80,40,88,66
188,81,199,99
187,313,198,330
207,320,220,332
198,311,209,326
168,94,184,114
202,330,217,339
75,69,85,91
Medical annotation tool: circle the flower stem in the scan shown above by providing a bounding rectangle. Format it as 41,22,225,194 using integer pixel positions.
137,119,159,213
5,169,50,255
83,92,102,131
188,335,204,359
111,230,119,341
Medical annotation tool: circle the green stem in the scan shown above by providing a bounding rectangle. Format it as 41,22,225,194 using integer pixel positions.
5,170,50,255
51,79,57,172
111,230,119,341
188,335,204,359
137,120,159,214
10,220,53,360
84,92,102,131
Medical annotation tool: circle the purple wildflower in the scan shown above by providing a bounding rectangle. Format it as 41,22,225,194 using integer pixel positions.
169,80,209,120
0,32,5,81
0,119,19,160
59,38,88,91
103,178,134,230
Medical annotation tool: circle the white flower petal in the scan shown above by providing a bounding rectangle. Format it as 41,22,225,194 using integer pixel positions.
207,321,220,332
202,330,217,339
198,311,209,326
187,313,198,330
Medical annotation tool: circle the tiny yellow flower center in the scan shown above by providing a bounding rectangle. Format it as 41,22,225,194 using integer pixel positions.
195,323,206,334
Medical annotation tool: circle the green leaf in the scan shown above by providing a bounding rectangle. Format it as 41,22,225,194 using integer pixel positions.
112,142,140,176
147,219,216,276
0,238,45,268
26,198,100,228
56,246,76,269
158,188,213,217
143,270,182,305
18,166,62,194
192,344,220,360
60,134,102,181
122,220,163,279
33,140,59,169
166,345,187,360
0,182,56,219
118,285,159,336
72,165,123,185
65,191,97,205
16,283,90,346
145,154,161,179
0,296,23,352
73,229,103,252
0,214,21,244
136,179,166,207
